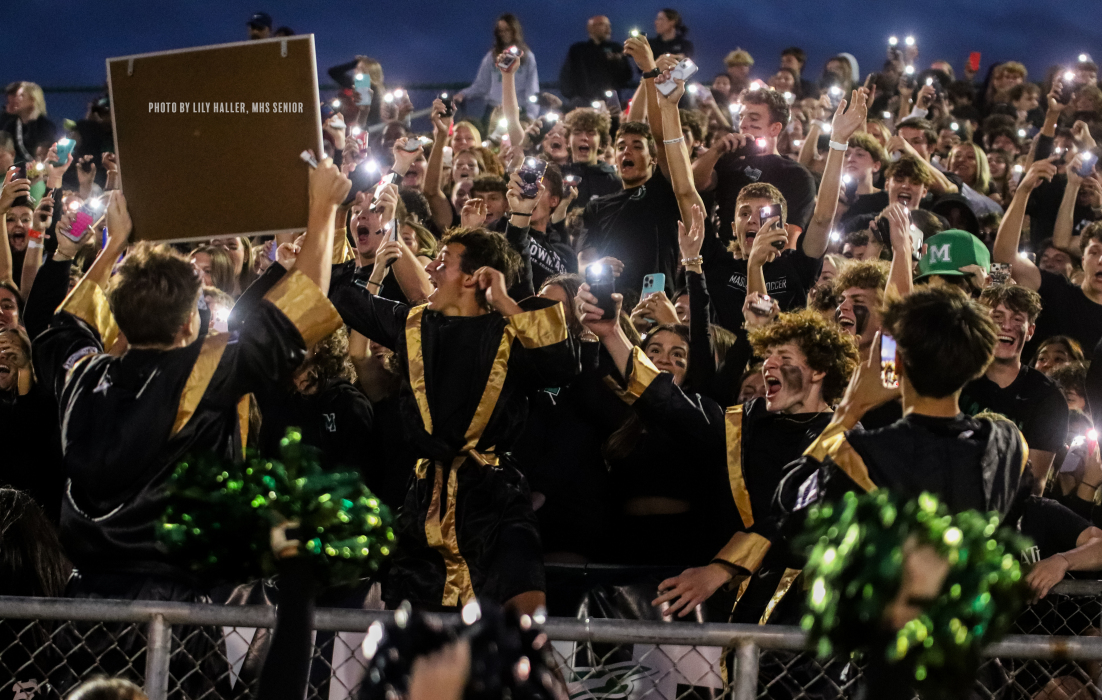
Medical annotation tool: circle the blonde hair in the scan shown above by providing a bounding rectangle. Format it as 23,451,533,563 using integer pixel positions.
6,82,47,117
948,141,992,194
355,57,384,88
452,121,483,147
404,221,438,258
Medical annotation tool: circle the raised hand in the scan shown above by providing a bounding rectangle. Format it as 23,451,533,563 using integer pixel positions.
678,203,705,260
831,88,870,143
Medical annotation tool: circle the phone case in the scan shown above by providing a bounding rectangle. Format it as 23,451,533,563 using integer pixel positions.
63,212,93,242
641,274,665,297
657,59,699,95
53,139,75,165
518,159,547,199
354,73,372,106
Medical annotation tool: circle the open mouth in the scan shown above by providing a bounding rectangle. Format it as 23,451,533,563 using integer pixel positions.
0,365,11,380
897,192,913,206
837,315,856,331
550,140,564,150
997,334,1016,347
577,144,591,158
621,158,635,168
765,375,782,398
356,225,372,243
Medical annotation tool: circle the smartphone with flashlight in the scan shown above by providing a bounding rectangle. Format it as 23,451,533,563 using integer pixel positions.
353,72,372,106
749,294,774,317
401,136,432,153
585,263,617,319
53,138,75,166
496,46,522,71
439,92,455,117
1077,151,1098,178
61,196,105,243
968,52,981,74
563,174,582,187
657,58,699,96
371,172,400,212
989,262,1011,286
826,84,844,109
1058,72,1077,104
842,174,859,203
517,157,547,199
880,334,899,388
759,205,785,250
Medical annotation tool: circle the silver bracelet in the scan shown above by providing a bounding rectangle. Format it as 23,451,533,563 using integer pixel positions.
663,136,684,144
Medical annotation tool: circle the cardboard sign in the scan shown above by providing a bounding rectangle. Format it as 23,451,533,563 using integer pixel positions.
107,36,322,243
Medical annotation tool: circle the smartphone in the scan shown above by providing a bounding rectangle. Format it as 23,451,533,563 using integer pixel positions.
563,174,582,187
629,29,646,38
439,92,455,118
1062,435,1089,474
1077,151,1098,178
585,263,617,319
517,157,547,199
1058,72,1077,105
349,126,368,154
641,273,666,298
401,136,432,153
880,334,899,389
827,85,844,109
268,241,279,261
749,294,773,316
53,138,75,166
759,205,785,250
299,150,318,168
842,174,859,203
371,172,400,212
496,45,522,71
353,72,372,107
62,197,104,243
968,52,981,73
989,262,1011,286
656,58,700,97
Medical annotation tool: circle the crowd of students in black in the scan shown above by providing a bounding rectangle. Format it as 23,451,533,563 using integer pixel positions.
6,8,1102,700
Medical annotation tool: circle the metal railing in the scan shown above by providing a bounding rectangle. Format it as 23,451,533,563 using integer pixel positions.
1,580,1101,700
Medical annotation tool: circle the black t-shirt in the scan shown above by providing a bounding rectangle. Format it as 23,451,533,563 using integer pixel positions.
1018,495,1088,566
839,191,890,226
1026,175,1100,248
563,161,622,211
713,153,816,233
528,228,576,291
701,230,822,331
1028,270,1102,360
579,170,681,299
648,34,694,59
960,365,1069,453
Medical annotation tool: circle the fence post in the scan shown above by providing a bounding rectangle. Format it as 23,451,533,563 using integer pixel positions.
144,614,172,700
732,641,759,700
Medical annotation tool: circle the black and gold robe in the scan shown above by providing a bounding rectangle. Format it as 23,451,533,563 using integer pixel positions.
612,347,832,621
31,270,342,580
330,274,580,608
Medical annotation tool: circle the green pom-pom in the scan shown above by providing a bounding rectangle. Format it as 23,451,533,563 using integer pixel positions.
799,491,1031,699
158,427,395,586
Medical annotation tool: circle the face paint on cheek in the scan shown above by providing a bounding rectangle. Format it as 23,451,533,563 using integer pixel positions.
779,365,804,394
853,305,870,336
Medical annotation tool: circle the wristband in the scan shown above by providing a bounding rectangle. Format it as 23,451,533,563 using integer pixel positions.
28,228,44,240
828,140,849,151
663,137,684,145
681,255,704,266
1082,481,1101,490
641,68,661,79
507,211,532,218
27,240,43,249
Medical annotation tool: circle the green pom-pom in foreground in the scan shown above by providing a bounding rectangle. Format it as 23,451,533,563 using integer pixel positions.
799,491,1031,699
158,428,395,587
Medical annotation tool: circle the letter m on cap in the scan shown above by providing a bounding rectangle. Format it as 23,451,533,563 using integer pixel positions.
929,244,952,263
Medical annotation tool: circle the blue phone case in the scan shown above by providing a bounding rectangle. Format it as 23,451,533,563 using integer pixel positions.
53,139,75,165
641,273,666,297
354,73,372,106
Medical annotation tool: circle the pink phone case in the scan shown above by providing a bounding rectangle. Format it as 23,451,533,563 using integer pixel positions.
64,212,93,242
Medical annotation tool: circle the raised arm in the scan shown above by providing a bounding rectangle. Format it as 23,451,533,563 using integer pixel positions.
424,99,456,232
623,36,661,135
294,158,352,296
20,191,56,297
499,53,527,169
993,158,1056,291
654,71,705,218
1056,155,1085,251
884,203,915,297
803,89,870,259
0,169,31,285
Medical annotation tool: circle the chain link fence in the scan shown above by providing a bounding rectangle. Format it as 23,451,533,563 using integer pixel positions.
2,581,1102,700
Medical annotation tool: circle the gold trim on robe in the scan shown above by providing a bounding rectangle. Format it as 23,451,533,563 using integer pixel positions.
724,406,754,528
759,568,802,624
406,306,518,606
604,346,663,406
1019,431,1030,475
171,334,231,436
405,305,433,434
713,531,771,574
803,422,877,493
237,395,251,458
58,279,119,351
262,269,343,348
508,303,569,349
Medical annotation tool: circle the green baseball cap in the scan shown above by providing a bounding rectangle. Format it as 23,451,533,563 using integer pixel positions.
914,229,990,282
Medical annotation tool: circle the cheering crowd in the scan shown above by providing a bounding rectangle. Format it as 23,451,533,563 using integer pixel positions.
5,6,1102,699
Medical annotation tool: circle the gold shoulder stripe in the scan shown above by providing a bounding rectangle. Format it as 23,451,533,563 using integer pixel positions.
262,269,343,348
713,531,771,574
508,302,570,349
725,405,754,528
759,568,802,625
405,305,433,434
1019,429,1030,475
58,279,119,351
462,325,516,451
804,422,877,493
171,334,231,436
624,346,662,402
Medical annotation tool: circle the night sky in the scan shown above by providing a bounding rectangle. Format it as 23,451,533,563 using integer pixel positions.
8,0,1102,122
